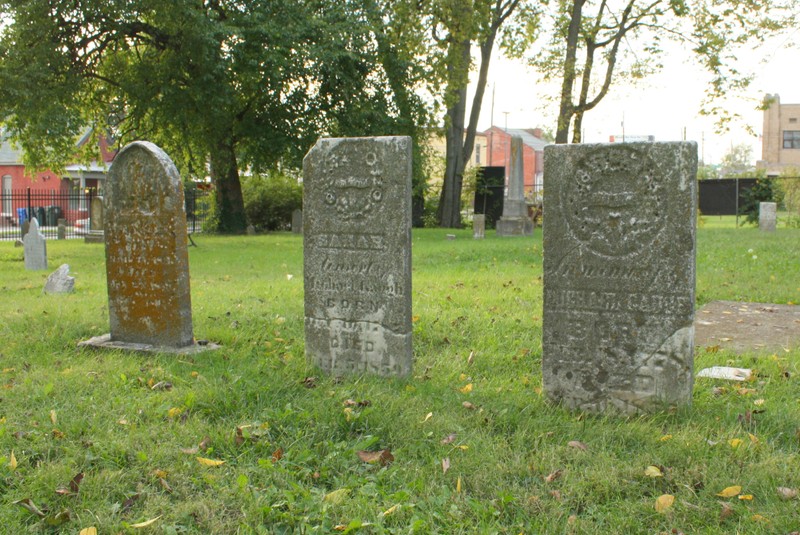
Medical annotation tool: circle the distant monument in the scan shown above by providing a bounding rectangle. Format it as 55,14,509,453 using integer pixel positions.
542,142,698,414
23,217,47,270
80,141,216,354
303,136,412,377
759,202,777,232
496,136,534,236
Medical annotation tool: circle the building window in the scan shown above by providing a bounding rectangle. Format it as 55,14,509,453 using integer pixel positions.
789,118,798,123
783,130,800,149
475,144,481,164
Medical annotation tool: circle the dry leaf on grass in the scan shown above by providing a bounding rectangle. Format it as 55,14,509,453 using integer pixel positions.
323,488,350,504
717,485,742,498
462,401,477,410
130,516,161,528
442,458,450,474
644,465,663,478
79,528,98,535
357,449,394,466
568,440,588,451
544,469,562,483
196,457,225,467
13,498,46,518
719,501,734,521
459,383,473,394
441,433,457,445
654,494,674,513
777,487,798,500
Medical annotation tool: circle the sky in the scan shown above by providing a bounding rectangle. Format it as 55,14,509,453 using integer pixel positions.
468,28,800,165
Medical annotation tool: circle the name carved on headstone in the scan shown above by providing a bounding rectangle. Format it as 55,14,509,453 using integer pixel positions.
542,142,697,414
303,137,412,377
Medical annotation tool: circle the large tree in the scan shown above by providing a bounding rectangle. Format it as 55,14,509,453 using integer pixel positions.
435,0,539,228
530,0,792,144
0,0,428,232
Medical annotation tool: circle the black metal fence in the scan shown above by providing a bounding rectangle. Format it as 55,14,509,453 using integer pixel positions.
0,187,211,241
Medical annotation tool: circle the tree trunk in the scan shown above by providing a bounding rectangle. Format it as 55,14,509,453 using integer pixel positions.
555,0,586,144
437,36,471,228
210,140,247,234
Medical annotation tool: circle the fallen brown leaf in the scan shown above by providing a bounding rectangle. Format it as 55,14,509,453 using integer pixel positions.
199,436,212,452
235,426,245,446
442,457,450,474
272,447,283,462
462,401,477,410
159,478,173,493
568,440,588,451
302,376,317,388
441,433,457,445
777,487,798,500
544,469,562,483
719,501,734,521
357,449,394,466
121,494,140,514
151,381,173,391
13,498,46,518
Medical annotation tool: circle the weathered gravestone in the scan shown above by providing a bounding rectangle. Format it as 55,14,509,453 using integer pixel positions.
759,202,777,232
44,264,75,294
57,218,66,240
292,209,303,234
303,136,412,377
542,142,697,414
80,141,215,354
20,219,30,240
90,196,104,231
23,217,47,270
496,136,534,236
473,214,485,239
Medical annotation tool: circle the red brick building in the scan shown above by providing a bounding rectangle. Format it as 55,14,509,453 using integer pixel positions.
0,131,115,225
483,126,548,199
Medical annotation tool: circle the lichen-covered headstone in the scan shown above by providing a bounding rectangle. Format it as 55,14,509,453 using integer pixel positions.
44,264,75,294
23,217,47,270
57,219,66,240
473,214,485,239
759,202,777,232
81,141,213,354
542,142,697,414
303,136,412,377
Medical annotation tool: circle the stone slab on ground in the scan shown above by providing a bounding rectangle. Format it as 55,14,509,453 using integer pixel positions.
694,300,800,354
79,334,219,355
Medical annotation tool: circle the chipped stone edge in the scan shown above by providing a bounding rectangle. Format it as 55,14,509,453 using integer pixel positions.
78,334,220,355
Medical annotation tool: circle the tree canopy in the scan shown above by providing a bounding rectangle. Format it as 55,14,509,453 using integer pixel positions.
0,0,434,232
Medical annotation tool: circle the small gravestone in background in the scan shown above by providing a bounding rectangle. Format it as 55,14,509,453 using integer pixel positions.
473,214,485,239
57,218,66,240
44,264,75,294
23,217,47,270
496,136,534,236
303,136,412,377
246,224,256,235
292,209,303,234
20,219,30,240
543,142,697,414
759,202,777,232
80,141,216,354
90,196,104,231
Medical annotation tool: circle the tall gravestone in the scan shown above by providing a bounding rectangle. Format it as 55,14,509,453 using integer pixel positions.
80,142,213,354
496,136,534,236
23,217,47,270
303,136,412,377
473,214,485,239
90,196,104,231
543,142,697,414
759,202,777,232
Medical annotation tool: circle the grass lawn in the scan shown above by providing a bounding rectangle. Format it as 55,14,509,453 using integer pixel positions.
0,226,799,533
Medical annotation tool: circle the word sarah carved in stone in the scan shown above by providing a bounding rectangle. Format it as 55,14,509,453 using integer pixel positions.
303,136,412,377
543,142,697,414
80,141,216,354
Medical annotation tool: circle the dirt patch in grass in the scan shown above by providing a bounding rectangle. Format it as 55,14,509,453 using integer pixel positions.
695,300,800,354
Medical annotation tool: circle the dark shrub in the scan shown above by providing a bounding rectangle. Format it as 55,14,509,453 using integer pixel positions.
242,172,303,231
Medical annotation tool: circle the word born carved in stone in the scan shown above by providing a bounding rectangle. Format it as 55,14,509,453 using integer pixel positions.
304,136,412,377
